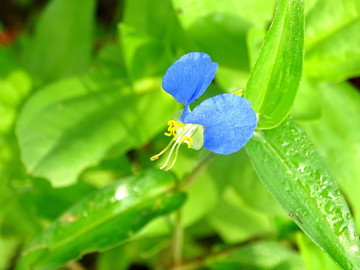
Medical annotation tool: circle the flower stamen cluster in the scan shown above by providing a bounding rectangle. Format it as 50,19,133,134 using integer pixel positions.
164,120,184,139
151,121,197,170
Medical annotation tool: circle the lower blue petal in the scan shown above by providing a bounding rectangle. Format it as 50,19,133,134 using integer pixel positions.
184,94,257,155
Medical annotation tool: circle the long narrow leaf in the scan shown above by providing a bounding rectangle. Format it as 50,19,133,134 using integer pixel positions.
17,170,185,270
246,118,360,269
244,0,304,129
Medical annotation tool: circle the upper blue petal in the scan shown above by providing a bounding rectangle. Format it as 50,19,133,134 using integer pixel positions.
162,52,218,106
184,93,257,155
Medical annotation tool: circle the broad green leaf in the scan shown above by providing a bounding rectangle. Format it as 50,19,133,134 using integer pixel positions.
305,0,359,49
207,241,304,270
24,0,95,82
246,118,360,269
297,233,341,270
0,70,32,133
17,170,186,270
19,178,96,220
299,82,360,228
304,0,360,81
305,18,360,81
244,0,304,129
16,74,177,187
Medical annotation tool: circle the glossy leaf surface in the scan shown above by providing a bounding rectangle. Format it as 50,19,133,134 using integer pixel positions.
304,0,360,81
16,75,177,186
299,82,360,228
246,118,360,269
17,170,185,270
244,0,304,129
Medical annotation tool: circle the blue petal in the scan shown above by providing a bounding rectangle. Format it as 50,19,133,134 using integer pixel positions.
162,52,218,106
184,94,257,155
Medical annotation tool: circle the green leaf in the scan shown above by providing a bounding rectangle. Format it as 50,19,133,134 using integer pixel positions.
24,0,95,82
17,169,186,270
304,0,360,81
244,0,304,129
246,118,360,269
298,82,360,228
16,74,177,187
305,0,359,49
0,70,32,133
19,178,96,220
305,18,360,81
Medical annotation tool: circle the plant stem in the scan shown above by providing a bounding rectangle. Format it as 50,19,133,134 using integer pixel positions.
179,152,216,191
172,210,183,267
171,234,272,270
171,152,216,268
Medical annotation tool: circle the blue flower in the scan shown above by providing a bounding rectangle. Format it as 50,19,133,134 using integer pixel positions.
151,52,257,170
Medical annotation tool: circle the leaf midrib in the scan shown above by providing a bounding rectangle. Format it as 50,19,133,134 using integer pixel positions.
253,131,353,267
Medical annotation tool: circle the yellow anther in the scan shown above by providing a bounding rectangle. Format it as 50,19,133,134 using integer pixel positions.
164,119,184,139
180,136,193,148
150,155,159,161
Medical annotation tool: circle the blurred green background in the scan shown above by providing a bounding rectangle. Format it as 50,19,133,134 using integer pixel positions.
0,0,360,269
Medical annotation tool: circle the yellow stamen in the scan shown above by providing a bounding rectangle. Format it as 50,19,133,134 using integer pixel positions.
180,136,193,148
150,139,175,161
153,120,196,171
164,120,179,137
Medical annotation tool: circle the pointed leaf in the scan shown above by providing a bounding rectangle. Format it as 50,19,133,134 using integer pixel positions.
246,118,360,269
16,75,177,187
244,0,304,129
17,170,186,270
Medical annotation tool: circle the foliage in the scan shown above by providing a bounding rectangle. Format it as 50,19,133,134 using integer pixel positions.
0,0,359,269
